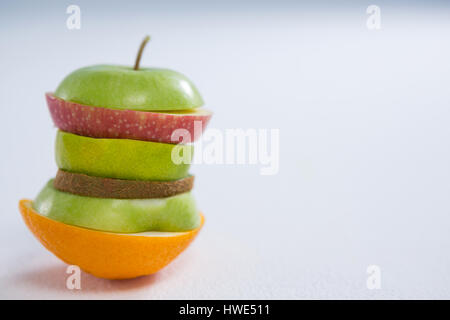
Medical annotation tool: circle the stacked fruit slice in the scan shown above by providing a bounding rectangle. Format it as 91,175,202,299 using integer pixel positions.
19,37,212,279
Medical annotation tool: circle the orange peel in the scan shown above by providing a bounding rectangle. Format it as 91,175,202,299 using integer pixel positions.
19,199,204,279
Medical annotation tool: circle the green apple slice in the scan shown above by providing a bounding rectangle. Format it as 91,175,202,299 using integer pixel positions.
54,65,204,111
33,180,200,233
55,130,192,181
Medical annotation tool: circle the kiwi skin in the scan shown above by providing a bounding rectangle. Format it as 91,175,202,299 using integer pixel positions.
53,169,194,199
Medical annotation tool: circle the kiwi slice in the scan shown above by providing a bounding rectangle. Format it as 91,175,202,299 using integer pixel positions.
53,169,194,199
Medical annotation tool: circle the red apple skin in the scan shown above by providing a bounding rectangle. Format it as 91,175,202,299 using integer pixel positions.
46,93,211,144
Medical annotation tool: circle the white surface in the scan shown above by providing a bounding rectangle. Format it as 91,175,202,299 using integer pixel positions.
1,1,450,299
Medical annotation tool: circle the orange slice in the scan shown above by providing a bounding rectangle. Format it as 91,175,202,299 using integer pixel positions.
19,199,204,279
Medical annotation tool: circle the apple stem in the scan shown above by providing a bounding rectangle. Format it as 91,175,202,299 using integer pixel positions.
134,35,150,70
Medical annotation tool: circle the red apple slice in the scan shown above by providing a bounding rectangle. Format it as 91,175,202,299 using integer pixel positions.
46,93,212,144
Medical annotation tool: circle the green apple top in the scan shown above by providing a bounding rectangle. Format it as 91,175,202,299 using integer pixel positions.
54,36,204,111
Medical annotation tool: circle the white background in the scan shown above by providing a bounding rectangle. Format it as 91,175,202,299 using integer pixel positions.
1,0,450,299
